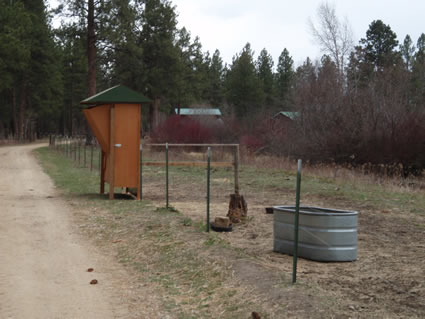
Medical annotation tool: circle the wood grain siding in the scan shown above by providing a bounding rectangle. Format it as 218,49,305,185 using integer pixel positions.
113,104,140,188
109,106,115,199
81,85,148,200
82,105,111,152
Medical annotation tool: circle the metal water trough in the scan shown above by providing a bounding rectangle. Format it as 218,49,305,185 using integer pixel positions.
273,206,358,262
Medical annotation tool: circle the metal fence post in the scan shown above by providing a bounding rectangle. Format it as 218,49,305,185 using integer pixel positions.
206,147,211,232
83,142,86,167
292,159,302,284
140,144,143,200
234,145,240,194
78,140,81,166
90,144,94,171
166,142,169,209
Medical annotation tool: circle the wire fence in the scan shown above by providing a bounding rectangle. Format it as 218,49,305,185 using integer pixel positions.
49,136,240,206
49,136,358,269
49,135,102,172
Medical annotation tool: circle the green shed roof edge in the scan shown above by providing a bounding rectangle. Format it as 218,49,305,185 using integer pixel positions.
80,85,152,106
273,111,300,120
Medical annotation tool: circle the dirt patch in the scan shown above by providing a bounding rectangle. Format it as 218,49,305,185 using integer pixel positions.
141,161,425,318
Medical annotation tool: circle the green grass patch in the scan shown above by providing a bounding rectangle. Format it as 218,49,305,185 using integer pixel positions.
155,205,180,213
36,146,270,318
238,165,425,216
37,146,424,318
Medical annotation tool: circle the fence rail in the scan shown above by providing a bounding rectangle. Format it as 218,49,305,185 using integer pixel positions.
147,143,240,147
145,143,240,194
143,161,233,168
49,136,240,200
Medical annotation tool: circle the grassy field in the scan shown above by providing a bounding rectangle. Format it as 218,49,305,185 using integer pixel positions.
36,146,425,318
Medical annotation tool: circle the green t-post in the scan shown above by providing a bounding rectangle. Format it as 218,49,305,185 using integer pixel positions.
166,143,169,209
206,147,211,232
90,144,94,171
140,145,143,200
292,159,302,284
84,143,87,167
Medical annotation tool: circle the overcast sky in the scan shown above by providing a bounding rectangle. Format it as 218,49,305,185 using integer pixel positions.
172,0,425,67
48,0,425,68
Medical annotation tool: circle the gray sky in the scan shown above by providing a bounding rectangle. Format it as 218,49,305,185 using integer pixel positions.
48,0,425,68
172,0,425,67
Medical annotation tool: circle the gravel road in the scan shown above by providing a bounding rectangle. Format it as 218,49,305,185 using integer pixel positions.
0,143,127,319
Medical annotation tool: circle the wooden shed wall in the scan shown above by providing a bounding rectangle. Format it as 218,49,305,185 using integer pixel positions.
113,103,140,187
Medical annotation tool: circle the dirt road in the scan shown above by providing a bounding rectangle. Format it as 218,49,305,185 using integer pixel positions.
0,143,127,319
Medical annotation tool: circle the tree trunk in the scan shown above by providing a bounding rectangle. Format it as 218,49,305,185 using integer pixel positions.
70,60,74,136
86,0,96,142
227,193,248,223
12,88,18,139
19,85,27,141
87,0,96,96
149,97,160,132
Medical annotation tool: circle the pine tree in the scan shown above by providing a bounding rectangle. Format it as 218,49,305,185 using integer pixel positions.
0,1,32,137
225,43,263,118
360,20,399,69
348,20,402,88
176,33,209,105
276,48,295,109
139,0,180,101
105,0,145,90
59,0,109,95
400,34,416,71
256,48,274,108
412,33,425,106
0,0,63,139
24,0,64,137
56,24,88,135
205,49,225,107
295,57,317,112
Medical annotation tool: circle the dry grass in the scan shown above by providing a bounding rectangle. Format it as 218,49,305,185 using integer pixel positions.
37,145,425,318
37,147,284,318
241,152,425,193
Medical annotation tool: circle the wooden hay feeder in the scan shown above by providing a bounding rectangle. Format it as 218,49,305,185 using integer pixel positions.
81,85,151,200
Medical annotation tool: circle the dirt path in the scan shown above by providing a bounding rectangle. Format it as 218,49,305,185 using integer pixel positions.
0,143,128,319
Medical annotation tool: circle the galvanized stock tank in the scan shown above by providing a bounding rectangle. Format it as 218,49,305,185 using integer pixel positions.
273,206,358,262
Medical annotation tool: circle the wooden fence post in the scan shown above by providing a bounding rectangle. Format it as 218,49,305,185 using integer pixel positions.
234,144,240,194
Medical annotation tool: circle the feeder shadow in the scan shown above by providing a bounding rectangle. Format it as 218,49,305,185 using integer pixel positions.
75,193,136,201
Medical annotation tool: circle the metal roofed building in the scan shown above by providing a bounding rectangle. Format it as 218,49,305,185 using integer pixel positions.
174,107,224,127
81,84,151,105
273,111,299,120
175,108,222,117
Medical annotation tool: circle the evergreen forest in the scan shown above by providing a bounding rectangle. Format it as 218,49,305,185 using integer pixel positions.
0,0,424,174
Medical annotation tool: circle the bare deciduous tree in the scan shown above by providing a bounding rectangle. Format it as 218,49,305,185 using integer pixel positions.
308,2,353,75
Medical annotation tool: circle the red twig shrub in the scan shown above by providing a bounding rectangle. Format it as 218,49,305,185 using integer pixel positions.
239,134,264,151
151,115,214,144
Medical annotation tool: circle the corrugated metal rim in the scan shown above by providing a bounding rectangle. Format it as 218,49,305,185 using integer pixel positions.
274,206,358,216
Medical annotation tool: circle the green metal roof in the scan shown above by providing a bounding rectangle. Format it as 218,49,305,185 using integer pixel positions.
80,85,151,106
274,111,299,120
175,108,222,116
